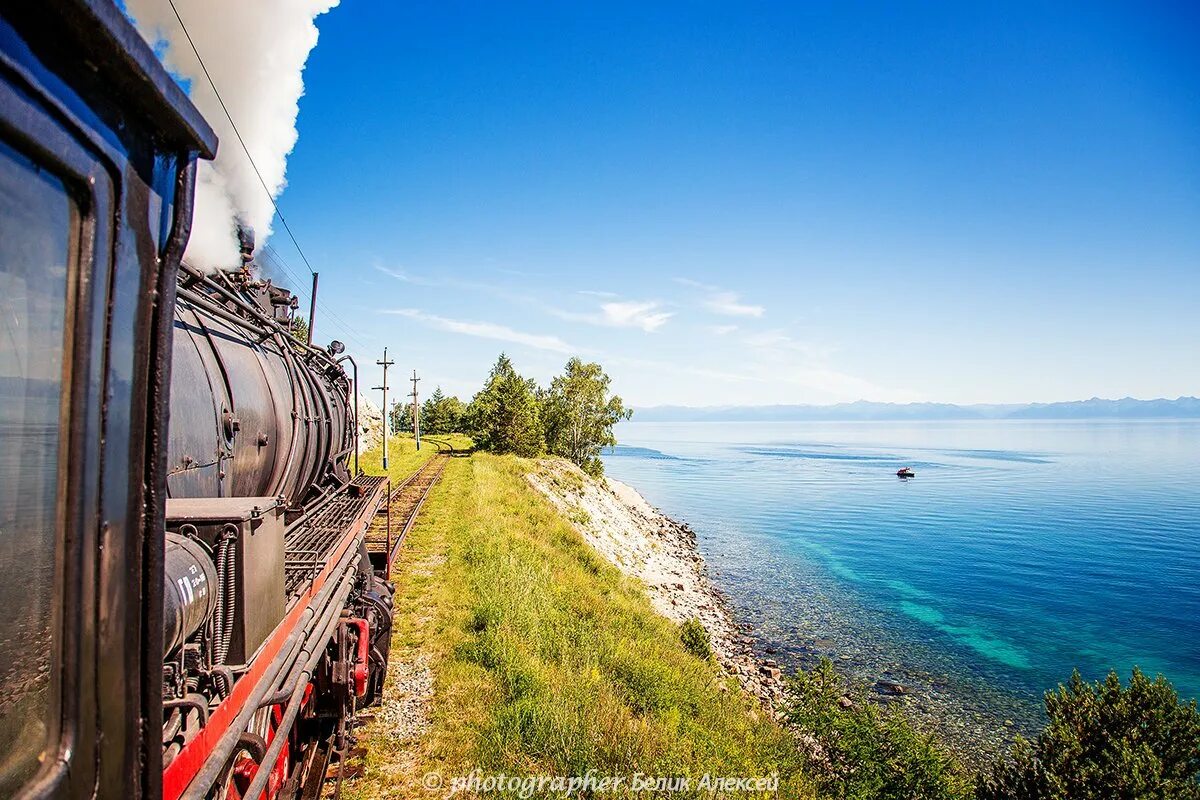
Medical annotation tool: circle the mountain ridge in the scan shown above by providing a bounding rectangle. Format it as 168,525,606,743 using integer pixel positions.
631,396,1200,422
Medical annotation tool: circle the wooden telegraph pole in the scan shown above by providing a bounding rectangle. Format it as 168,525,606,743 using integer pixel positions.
374,347,393,469
410,369,421,451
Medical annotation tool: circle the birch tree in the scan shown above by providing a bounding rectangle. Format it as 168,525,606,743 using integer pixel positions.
542,358,631,476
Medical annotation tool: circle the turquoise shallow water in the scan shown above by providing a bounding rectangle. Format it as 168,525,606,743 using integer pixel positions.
602,420,1200,753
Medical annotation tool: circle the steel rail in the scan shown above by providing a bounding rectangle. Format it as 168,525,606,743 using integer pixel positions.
387,454,451,568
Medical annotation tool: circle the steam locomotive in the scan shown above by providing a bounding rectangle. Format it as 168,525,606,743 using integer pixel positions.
0,3,397,798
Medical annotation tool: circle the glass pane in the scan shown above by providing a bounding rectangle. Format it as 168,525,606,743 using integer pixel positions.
0,140,73,794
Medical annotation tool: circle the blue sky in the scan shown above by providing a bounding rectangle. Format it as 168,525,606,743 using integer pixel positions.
254,1,1198,407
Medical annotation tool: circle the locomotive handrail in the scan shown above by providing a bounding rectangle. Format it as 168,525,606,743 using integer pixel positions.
239,570,357,800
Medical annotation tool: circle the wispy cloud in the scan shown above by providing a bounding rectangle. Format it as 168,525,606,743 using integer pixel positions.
743,330,792,348
607,353,914,401
606,355,760,384
554,299,674,332
710,324,739,335
375,264,436,286
374,263,534,304
742,329,833,360
675,278,764,318
599,301,674,331
381,308,575,353
705,291,764,317
578,289,620,299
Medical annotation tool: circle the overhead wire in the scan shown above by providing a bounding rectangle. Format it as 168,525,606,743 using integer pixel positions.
261,244,371,351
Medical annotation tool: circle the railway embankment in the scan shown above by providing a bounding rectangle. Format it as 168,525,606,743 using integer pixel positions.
344,450,813,799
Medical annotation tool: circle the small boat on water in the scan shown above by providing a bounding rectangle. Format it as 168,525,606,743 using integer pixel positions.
896,467,915,478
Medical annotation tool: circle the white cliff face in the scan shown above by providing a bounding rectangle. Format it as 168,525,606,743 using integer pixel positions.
356,392,384,455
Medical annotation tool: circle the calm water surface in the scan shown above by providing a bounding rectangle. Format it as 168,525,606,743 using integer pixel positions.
602,420,1200,756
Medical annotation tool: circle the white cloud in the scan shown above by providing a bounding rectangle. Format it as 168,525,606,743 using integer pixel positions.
599,301,673,332
554,299,674,332
381,308,575,353
743,330,791,347
741,329,834,360
375,264,418,282
675,278,764,318
608,353,917,403
705,290,764,318
606,355,759,384
674,277,716,291
710,324,738,335
375,262,536,305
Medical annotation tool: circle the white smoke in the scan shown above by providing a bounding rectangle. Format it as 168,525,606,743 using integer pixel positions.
125,0,339,269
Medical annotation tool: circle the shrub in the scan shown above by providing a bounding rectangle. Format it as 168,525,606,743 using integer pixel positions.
680,618,712,661
977,667,1200,799
781,657,971,800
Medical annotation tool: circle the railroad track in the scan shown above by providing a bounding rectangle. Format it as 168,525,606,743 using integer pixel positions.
364,443,453,571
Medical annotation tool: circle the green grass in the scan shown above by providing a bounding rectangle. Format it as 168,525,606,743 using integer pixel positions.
345,452,814,799
357,432,473,484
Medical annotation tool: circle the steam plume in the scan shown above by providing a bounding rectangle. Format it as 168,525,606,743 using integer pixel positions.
126,0,339,269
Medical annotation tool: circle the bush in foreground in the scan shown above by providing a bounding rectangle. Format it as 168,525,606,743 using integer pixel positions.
782,657,971,800
680,618,713,661
977,667,1200,799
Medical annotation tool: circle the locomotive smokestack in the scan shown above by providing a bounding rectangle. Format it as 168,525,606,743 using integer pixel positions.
237,225,255,268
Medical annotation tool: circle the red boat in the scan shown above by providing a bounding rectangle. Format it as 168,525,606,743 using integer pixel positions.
897,467,916,478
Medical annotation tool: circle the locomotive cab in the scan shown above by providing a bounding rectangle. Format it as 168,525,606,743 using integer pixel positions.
0,1,215,798
1,5,396,799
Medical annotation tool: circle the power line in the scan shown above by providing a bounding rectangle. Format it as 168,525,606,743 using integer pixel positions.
374,348,394,469
167,0,317,277
262,244,371,351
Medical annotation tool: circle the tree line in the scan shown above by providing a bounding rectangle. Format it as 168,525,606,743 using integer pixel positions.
390,353,631,476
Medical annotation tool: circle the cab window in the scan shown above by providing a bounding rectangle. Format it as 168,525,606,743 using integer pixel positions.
0,139,76,795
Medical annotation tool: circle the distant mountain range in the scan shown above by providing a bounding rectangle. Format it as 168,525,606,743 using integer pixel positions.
632,397,1200,422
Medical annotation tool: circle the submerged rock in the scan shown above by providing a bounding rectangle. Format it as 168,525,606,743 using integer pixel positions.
875,678,908,695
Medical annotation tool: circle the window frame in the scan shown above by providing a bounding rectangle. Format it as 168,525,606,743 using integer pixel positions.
0,65,114,800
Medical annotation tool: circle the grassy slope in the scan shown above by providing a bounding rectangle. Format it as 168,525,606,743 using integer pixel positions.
346,452,813,799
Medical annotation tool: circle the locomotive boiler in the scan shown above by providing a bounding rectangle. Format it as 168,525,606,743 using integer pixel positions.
0,3,398,799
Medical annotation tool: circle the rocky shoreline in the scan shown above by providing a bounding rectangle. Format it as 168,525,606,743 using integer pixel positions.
528,459,789,714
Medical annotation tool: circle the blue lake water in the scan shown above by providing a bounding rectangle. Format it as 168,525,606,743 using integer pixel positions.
602,420,1200,755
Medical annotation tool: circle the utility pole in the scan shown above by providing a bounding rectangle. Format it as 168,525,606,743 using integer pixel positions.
374,347,393,469
410,369,421,451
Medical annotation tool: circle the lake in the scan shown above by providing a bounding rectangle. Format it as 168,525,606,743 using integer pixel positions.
602,419,1200,759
